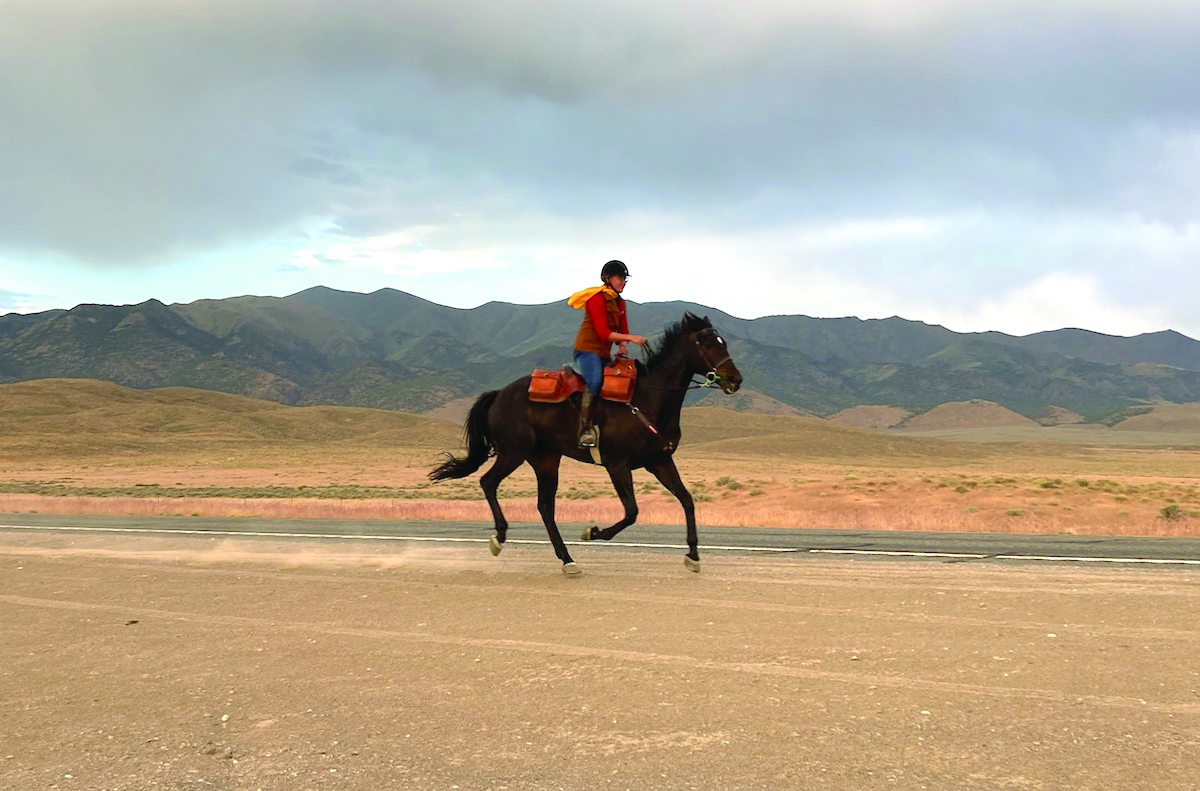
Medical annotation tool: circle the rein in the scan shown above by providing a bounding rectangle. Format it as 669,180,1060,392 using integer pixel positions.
626,404,674,453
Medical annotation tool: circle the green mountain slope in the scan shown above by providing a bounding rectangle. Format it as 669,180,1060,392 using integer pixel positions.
4,287,1200,419
982,328,1200,370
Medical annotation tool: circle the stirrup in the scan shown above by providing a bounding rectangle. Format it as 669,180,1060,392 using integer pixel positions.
578,427,599,448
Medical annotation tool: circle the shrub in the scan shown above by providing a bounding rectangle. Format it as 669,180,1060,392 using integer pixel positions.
1160,504,1184,520
1005,509,1025,517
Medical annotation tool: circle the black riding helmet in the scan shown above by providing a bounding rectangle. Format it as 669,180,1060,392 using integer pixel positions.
601,260,630,280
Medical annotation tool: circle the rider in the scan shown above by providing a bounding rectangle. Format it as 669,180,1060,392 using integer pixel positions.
568,260,648,448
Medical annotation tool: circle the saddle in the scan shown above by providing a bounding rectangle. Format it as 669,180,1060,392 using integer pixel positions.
528,359,637,404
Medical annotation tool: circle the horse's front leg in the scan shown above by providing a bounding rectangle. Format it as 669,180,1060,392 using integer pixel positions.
529,454,579,575
645,457,700,572
582,463,638,542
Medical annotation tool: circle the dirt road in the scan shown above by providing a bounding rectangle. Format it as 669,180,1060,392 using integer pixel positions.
2,530,1198,790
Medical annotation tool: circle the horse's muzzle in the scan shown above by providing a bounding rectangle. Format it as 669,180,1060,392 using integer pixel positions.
719,367,743,394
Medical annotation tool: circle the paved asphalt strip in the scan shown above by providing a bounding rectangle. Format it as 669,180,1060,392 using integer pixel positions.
2,514,1199,567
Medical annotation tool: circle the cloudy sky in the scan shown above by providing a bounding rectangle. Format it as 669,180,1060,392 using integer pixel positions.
2,0,1199,337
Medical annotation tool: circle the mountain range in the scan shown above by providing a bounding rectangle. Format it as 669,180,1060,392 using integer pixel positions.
3,286,1200,421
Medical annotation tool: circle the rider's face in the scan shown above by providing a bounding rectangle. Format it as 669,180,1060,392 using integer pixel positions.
606,275,627,293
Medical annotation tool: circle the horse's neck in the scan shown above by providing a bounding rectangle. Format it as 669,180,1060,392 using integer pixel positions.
638,343,693,425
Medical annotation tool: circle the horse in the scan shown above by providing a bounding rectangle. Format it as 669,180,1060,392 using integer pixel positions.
429,312,743,575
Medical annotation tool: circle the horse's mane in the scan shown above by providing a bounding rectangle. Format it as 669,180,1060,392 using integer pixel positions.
644,312,711,370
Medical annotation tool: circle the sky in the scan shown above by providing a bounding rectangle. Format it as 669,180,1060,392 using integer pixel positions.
2,0,1199,338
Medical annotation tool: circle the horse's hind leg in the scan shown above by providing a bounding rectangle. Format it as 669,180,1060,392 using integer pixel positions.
583,463,638,542
480,453,524,555
528,454,578,575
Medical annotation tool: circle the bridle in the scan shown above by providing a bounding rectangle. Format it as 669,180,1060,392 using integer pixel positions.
693,331,732,390
630,329,734,392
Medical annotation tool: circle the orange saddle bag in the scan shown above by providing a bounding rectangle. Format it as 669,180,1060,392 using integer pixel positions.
528,367,585,403
527,359,638,404
599,358,637,403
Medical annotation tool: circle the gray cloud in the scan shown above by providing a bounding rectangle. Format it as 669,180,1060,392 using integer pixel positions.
2,0,1199,284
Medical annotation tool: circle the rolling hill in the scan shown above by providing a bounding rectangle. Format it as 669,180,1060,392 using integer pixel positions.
0,379,980,463
896,400,1038,431
0,378,461,457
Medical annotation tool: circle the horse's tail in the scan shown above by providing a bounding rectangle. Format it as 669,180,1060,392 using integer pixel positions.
429,390,499,481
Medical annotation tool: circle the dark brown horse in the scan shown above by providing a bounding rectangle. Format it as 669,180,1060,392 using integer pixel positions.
429,312,743,575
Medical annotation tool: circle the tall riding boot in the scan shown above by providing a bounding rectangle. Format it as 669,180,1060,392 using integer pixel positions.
578,391,599,448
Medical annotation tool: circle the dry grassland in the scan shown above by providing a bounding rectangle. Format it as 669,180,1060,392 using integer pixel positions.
2,379,1200,537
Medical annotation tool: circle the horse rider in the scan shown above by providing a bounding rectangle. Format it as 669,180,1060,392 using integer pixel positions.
567,260,648,447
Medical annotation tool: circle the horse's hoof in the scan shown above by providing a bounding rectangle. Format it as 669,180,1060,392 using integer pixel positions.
562,562,582,576
684,556,701,573
580,526,594,541
489,534,503,556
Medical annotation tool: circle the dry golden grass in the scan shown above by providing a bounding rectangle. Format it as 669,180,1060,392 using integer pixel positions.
3,380,1200,537
894,423,1200,448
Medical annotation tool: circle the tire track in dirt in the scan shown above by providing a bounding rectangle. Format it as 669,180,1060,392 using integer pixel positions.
4,593,1198,717
5,537,1196,598
708,558,1200,598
